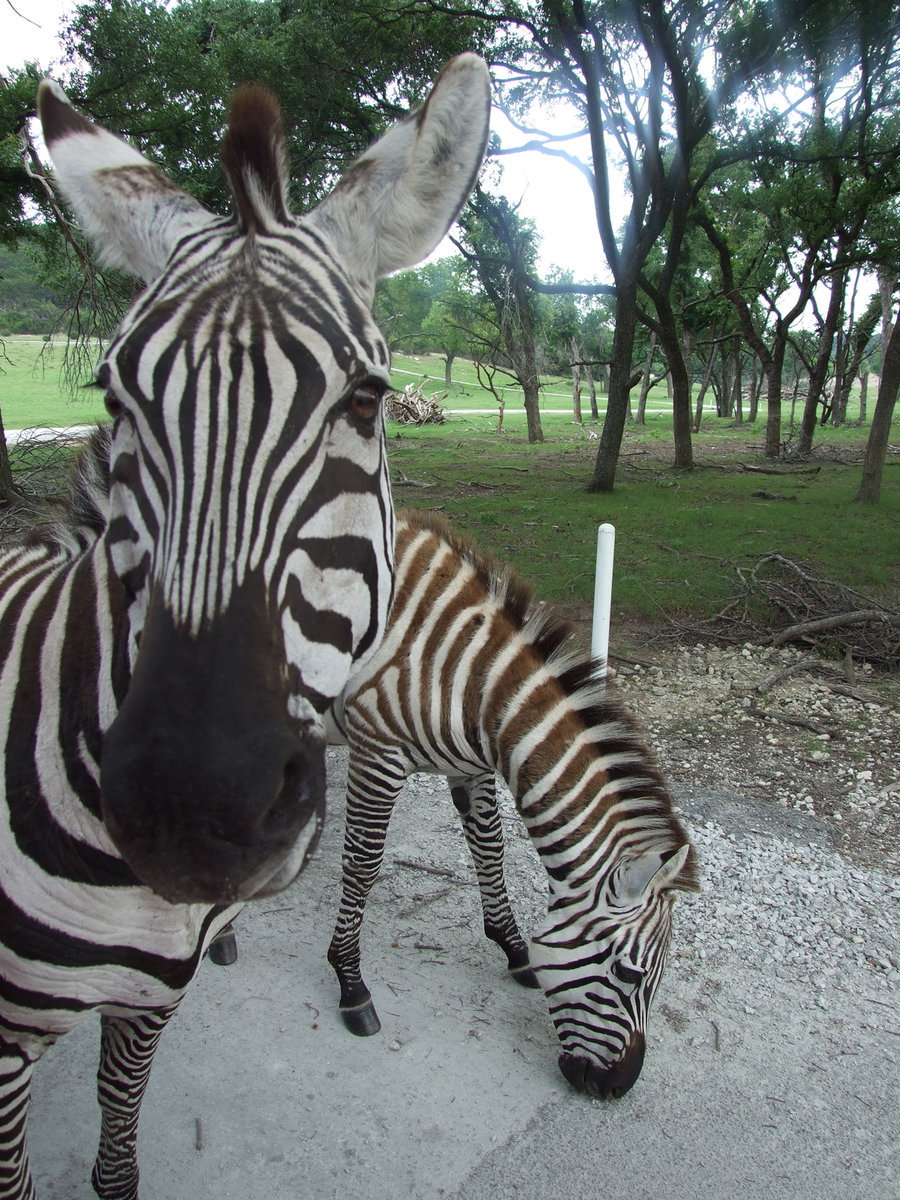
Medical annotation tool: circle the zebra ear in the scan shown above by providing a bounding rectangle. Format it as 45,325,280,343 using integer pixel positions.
309,53,491,296
37,80,213,285
612,845,695,905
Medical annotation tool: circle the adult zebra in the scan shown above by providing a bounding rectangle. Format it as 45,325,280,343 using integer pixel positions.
325,511,700,1099
0,59,491,1200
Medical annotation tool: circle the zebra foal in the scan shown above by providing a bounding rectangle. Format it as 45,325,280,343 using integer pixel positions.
0,59,490,1200
326,511,700,1099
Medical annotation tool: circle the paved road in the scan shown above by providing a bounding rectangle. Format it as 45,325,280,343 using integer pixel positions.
27,751,898,1200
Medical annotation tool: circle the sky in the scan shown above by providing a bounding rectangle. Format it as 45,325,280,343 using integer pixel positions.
1,0,606,279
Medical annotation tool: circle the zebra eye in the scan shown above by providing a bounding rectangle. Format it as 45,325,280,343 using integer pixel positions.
347,380,383,422
105,392,124,419
612,961,644,988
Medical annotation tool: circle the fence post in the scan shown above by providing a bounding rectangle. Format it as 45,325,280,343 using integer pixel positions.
591,523,616,678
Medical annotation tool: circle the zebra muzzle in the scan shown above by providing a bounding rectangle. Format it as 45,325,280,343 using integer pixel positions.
99,588,327,904
558,1031,646,1099
100,726,326,904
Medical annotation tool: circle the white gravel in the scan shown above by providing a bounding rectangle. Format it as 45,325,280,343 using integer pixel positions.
676,818,899,994
616,640,900,872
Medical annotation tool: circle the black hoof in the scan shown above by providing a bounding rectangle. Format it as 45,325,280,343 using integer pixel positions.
207,927,238,966
340,1001,382,1037
509,963,540,989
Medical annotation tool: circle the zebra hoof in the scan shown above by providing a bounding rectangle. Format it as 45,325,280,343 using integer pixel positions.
509,963,540,989
207,927,238,966
340,1001,382,1038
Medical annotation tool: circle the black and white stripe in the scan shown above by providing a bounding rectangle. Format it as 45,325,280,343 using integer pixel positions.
1,57,490,1200
327,510,700,1098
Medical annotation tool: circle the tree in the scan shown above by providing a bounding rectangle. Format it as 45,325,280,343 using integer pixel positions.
697,162,847,458
1,0,489,375
0,244,64,333
484,0,833,488
417,259,478,389
541,275,591,422
57,0,487,209
456,186,545,442
374,267,439,354
855,311,900,503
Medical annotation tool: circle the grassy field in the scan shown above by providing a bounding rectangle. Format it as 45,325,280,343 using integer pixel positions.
3,336,897,632
387,426,899,621
0,337,109,427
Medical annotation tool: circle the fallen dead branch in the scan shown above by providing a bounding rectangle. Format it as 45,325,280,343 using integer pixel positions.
746,701,833,736
385,382,447,425
756,654,821,695
740,464,821,476
771,610,900,647
679,552,899,669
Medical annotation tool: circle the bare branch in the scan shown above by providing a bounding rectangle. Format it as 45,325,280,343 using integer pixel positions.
4,0,39,29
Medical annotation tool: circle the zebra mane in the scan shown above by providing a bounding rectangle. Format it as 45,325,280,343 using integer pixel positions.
400,508,700,891
220,85,290,234
27,424,112,558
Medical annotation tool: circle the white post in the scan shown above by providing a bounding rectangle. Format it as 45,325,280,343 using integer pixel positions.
591,523,616,677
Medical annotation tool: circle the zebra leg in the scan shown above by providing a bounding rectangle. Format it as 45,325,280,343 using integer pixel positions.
328,751,408,1038
0,1041,39,1200
450,773,540,989
91,1005,179,1200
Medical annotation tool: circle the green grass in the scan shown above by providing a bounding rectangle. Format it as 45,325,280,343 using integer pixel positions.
390,351,878,433
2,336,896,631
387,422,900,625
1,337,108,428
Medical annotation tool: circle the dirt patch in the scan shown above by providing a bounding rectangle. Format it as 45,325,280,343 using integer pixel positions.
608,635,900,874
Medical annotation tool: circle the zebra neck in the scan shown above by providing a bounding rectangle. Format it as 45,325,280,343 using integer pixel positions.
485,655,608,815
0,539,130,857
486,663,676,872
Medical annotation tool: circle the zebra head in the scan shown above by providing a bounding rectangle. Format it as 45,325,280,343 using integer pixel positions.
37,58,491,904
530,842,697,1098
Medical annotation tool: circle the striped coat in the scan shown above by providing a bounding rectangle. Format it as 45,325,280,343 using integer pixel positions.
327,510,700,1098
1,57,491,1200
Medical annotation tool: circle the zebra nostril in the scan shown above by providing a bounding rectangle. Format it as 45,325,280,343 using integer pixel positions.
558,1052,589,1093
259,746,324,840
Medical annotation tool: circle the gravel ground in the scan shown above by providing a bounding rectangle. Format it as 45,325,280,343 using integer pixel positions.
615,640,900,874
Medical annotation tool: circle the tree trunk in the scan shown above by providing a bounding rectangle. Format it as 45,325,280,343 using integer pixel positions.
715,343,730,417
831,326,847,425
693,352,715,432
0,408,18,506
764,334,787,457
586,365,598,420
444,353,455,391
571,341,583,424
732,340,743,424
512,273,543,443
858,371,868,422
855,316,900,503
523,379,543,442
588,287,638,492
797,270,845,454
748,353,760,423
636,333,656,425
655,301,693,468
671,353,694,467
878,267,895,352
